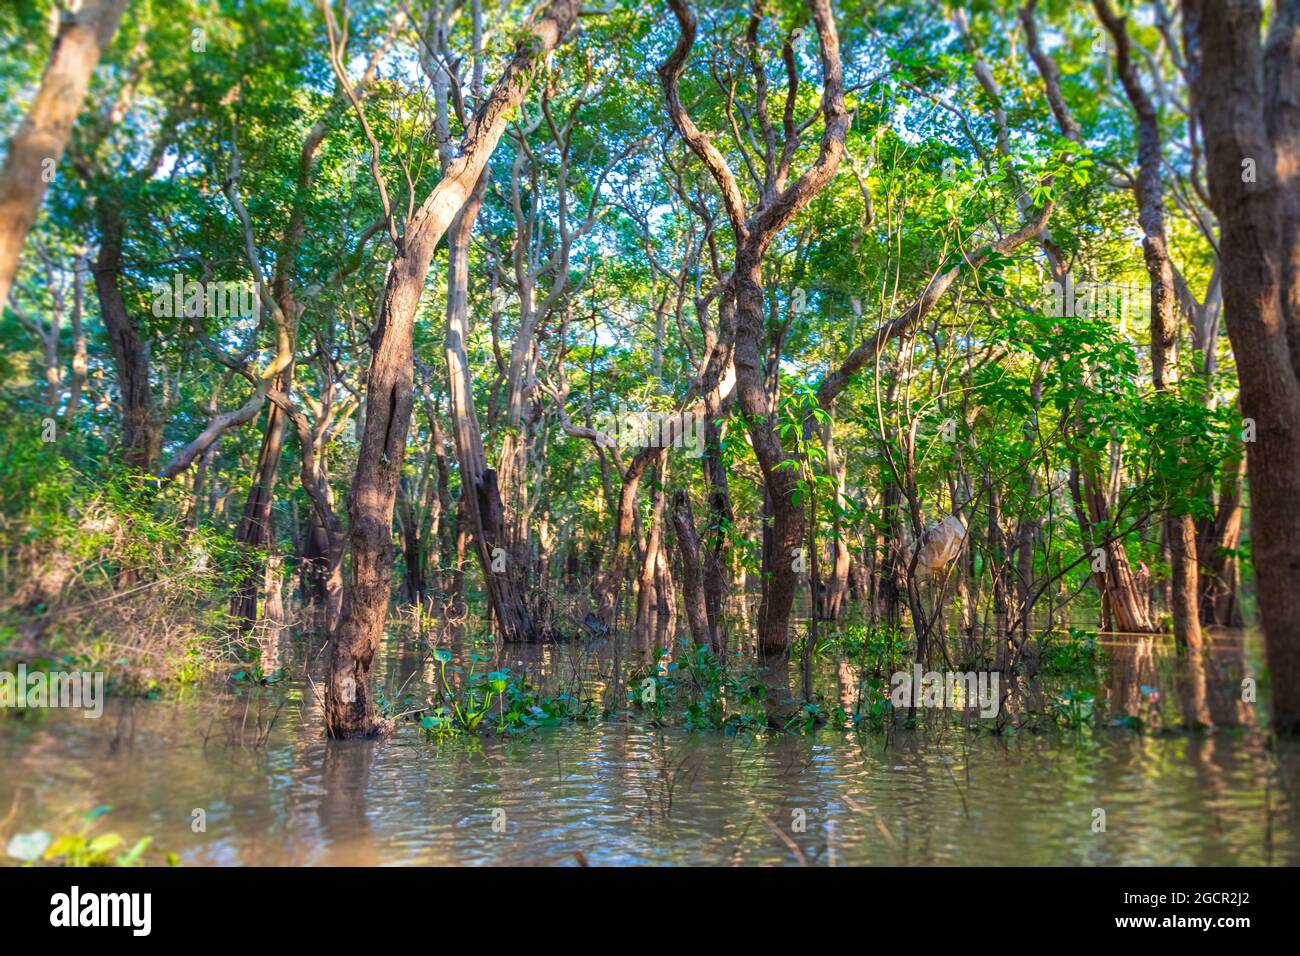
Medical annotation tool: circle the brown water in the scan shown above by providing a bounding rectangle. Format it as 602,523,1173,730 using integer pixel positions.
1,629,1298,866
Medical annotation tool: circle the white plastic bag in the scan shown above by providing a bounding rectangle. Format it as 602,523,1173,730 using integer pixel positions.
915,513,967,576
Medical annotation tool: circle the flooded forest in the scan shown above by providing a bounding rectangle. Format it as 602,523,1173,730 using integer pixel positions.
2,0,1300,871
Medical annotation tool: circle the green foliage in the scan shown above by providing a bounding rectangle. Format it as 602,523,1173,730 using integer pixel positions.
0,420,241,684
1050,690,1098,731
1040,628,1105,677
629,642,768,734
0,0,1249,739
410,651,597,739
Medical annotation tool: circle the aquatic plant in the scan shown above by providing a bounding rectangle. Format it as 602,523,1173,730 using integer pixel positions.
629,641,768,734
1039,628,1105,676
409,651,596,739
5,805,177,867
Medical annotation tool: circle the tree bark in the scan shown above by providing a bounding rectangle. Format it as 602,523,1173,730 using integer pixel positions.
633,452,669,649
93,197,159,473
444,172,539,643
1097,0,1205,662
671,488,715,653
820,419,851,620
230,398,289,627
1199,451,1246,626
658,0,849,659
0,0,128,310
1185,0,1300,731
324,0,582,737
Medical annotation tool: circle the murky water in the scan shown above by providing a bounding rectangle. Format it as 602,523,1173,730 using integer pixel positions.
2,628,1297,865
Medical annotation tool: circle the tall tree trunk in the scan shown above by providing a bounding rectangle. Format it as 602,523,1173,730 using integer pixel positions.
654,532,676,650
230,398,289,627
444,173,539,643
595,450,652,626
733,257,805,658
701,402,731,652
1199,451,1247,626
0,0,127,310
1185,0,1300,731
93,198,158,474
396,478,426,608
65,254,87,419
657,0,849,660
1097,0,1205,665
324,0,581,737
820,419,851,620
633,452,668,648
671,488,715,653
326,248,429,735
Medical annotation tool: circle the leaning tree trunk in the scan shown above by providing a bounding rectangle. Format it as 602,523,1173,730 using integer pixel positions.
0,0,128,310
324,0,582,737
326,246,429,736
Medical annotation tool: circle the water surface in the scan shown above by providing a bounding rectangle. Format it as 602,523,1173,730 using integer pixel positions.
1,629,1296,866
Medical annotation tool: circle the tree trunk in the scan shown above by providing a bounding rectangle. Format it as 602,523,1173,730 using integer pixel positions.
326,245,428,735
820,420,851,620
324,0,582,737
656,0,849,660
1097,0,1204,658
595,450,652,626
733,258,805,659
1084,466,1154,633
634,452,669,648
397,478,426,607
93,198,158,473
65,255,87,419
443,172,539,643
0,0,127,310
1186,0,1300,731
1199,451,1247,626
701,404,731,652
230,399,289,627
671,488,715,653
